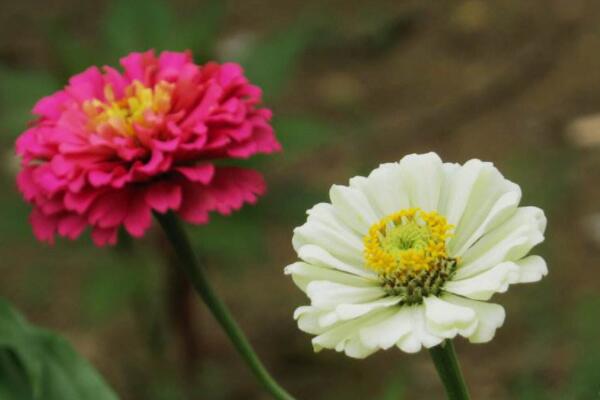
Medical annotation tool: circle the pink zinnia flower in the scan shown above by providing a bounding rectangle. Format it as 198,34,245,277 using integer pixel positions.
16,50,280,246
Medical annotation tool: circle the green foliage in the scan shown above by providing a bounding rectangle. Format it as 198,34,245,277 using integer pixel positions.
0,298,118,400
0,351,31,399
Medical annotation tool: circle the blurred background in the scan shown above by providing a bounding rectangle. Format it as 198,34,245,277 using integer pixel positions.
0,0,599,399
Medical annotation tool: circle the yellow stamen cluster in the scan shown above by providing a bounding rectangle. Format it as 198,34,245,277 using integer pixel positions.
364,208,454,279
83,80,174,136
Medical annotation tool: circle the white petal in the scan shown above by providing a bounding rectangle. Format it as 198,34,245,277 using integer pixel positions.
444,261,520,300
443,294,506,343
439,159,488,226
423,296,478,338
294,306,330,335
455,207,546,279
398,153,444,211
292,203,364,265
343,336,379,359
437,161,461,217
294,306,343,333
297,244,377,279
284,261,375,293
335,296,401,320
312,309,394,358
306,281,385,309
329,185,379,235
358,306,413,350
514,255,548,283
445,161,522,256
349,163,410,217
396,305,444,353
317,311,340,328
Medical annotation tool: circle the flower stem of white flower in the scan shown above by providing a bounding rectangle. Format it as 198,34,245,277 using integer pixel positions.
428,340,471,400
155,212,296,400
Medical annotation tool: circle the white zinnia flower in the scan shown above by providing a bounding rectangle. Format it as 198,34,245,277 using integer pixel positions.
285,152,547,359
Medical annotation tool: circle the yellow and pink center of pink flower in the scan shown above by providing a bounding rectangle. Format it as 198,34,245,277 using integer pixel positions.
82,80,174,136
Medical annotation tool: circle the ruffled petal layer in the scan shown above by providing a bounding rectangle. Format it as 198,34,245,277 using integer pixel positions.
16,50,279,245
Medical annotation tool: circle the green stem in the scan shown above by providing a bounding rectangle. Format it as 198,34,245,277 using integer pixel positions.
155,212,295,400
428,340,471,400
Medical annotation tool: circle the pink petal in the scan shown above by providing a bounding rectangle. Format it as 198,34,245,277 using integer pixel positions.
178,184,213,224
30,209,58,244
66,66,104,102
57,214,87,239
145,182,182,213
176,163,215,184
16,169,39,202
88,191,129,228
124,191,152,237
92,227,118,246
32,91,70,119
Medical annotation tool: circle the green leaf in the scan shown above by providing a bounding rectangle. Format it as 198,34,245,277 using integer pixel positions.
0,298,119,400
0,67,59,139
0,350,31,399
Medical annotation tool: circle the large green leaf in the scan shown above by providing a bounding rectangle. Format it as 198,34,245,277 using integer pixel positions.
0,298,119,400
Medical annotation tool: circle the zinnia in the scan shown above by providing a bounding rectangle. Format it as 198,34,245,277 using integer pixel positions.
16,50,280,245
286,153,547,358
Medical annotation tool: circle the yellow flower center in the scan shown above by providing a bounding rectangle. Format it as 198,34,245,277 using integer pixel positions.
363,208,458,303
82,80,174,136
